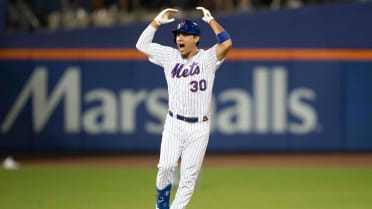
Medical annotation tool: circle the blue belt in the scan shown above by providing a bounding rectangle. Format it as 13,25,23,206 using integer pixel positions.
168,111,208,123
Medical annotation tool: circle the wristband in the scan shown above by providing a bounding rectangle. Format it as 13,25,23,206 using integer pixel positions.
216,31,230,43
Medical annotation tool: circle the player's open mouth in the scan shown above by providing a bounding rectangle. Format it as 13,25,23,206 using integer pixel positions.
178,44,185,51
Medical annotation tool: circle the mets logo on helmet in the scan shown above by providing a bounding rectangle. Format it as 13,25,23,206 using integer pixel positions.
177,20,185,29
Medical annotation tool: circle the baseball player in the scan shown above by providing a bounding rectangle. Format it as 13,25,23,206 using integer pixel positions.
136,6,232,209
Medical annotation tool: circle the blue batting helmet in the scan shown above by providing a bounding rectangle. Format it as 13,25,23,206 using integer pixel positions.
172,20,200,36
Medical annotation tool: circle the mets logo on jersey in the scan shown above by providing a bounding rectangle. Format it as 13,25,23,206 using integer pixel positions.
171,62,200,78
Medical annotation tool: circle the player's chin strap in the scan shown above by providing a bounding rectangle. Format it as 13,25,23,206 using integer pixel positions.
156,184,172,209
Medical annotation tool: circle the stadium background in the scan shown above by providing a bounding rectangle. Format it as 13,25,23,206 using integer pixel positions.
1,1,372,153
1,1,372,209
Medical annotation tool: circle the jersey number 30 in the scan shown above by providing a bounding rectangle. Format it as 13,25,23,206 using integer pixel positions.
190,79,207,92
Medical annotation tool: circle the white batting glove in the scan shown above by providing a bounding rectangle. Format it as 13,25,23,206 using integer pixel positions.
154,8,179,25
196,6,214,24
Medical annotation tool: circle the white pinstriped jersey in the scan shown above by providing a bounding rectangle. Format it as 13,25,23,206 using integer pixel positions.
147,43,224,116
136,21,230,209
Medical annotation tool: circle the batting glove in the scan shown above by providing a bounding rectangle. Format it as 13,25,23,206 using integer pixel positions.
154,8,179,25
196,6,214,24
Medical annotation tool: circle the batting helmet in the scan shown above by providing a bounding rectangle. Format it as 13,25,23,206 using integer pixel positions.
172,20,200,36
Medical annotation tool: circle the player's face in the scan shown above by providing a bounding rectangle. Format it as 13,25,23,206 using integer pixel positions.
176,32,200,58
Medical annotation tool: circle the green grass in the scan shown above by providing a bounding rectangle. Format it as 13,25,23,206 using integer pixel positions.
1,166,372,209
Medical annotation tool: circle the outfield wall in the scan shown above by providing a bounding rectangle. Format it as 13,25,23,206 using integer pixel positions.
1,2,372,153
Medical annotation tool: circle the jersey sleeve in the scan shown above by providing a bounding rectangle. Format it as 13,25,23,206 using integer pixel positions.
136,24,173,68
206,45,225,72
147,44,174,67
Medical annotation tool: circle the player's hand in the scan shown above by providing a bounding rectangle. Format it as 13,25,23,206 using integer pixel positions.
154,8,179,26
196,6,214,24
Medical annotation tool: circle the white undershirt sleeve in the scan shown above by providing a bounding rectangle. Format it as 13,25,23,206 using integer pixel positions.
136,24,173,67
136,24,157,55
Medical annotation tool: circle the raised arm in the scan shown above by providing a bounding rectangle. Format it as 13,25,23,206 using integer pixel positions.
136,8,178,55
196,7,232,61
